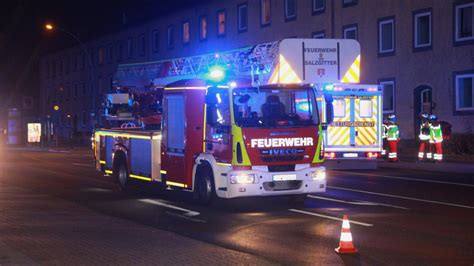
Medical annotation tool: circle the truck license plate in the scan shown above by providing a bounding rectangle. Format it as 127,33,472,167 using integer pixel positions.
343,153,358,158
273,174,297,181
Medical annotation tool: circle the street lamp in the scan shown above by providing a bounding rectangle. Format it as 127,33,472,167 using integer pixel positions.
43,22,97,129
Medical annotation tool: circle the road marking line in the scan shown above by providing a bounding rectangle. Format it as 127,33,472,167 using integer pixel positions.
72,163,91,167
289,209,373,227
330,170,474,188
328,186,474,209
139,199,200,217
307,195,408,210
165,211,206,223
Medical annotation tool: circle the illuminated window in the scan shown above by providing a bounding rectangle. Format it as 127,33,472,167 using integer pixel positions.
378,17,395,55
217,10,226,36
359,100,373,118
343,24,358,40
312,0,325,14
333,100,346,117
454,2,474,43
285,0,296,21
238,3,248,32
182,21,190,44
200,16,208,40
167,25,175,48
379,79,395,113
152,30,159,52
414,10,432,49
261,0,271,26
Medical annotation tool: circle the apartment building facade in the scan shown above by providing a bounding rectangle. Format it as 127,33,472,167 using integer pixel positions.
40,0,474,139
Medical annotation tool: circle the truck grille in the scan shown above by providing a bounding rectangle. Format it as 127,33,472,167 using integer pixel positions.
261,156,304,162
268,164,295,172
262,181,302,191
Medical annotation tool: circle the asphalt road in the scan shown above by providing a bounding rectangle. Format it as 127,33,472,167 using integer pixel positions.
0,148,473,265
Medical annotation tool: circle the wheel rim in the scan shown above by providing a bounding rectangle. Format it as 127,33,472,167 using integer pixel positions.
118,165,127,187
198,175,211,200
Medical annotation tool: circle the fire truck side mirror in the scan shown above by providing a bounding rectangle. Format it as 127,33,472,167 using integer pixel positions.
324,94,334,125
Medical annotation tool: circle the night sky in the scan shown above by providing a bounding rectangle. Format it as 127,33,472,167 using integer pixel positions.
0,0,207,116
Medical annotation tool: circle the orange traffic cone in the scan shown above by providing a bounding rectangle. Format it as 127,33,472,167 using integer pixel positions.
335,215,358,254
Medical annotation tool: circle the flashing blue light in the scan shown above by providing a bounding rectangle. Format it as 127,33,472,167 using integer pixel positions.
324,84,334,91
209,68,225,80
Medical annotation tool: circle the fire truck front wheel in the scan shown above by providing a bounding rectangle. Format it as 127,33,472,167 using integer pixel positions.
194,165,216,205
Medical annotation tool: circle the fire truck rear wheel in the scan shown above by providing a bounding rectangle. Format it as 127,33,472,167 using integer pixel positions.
195,167,215,205
115,159,129,191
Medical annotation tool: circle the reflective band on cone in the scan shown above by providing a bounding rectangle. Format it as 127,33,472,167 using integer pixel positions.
335,215,358,254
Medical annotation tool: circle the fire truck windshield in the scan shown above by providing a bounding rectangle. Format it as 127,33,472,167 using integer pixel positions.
233,87,319,128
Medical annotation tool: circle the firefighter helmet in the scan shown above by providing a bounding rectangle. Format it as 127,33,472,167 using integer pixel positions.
420,112,429,119
388,114,396,122
429,114,438,121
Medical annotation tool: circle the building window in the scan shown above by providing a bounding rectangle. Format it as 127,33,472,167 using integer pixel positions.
312,0,325,15
52,61,56,76
454,2,474,44
378,17,395,56
108,45,113,62
117,42,123,61
82,111,86,126
342,0,357,8
80,54,85,70
167,25,175,48
285,0,296,21
73,55,78,71
74,83,78,98
261,0,271,26
139,34,146,55
343,24,358,40
199,16,208,40
152,30,159,52
238,3,248,33
455,71,474,112
217,10,226,36
58,59,63,76
413,9,432,50
81,83,86,96
379,79,395,113
127,38,133,58
312,30,325,38
98,47,104,65
182,21,190,44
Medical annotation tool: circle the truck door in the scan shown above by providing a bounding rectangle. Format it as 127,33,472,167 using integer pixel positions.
161,92,187,186
205,87,232,163
354,96,379,147
327,96,351,147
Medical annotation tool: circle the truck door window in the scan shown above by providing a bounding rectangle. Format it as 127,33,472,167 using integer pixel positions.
206,89,231,127
333,99,346,117
165,94,185,153
359,99,373,118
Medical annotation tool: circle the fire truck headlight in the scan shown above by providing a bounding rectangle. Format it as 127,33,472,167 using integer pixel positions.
230,174,257,184
311,170,326,181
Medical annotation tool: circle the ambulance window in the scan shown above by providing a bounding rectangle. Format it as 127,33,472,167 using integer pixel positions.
359,99,373,118
333,100,346,117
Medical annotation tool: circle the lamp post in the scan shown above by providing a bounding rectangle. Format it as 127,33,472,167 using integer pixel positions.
44,23,97,130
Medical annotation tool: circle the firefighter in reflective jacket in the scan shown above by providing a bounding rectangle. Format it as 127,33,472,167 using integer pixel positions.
418,112,432,161
381,118,389,157
429,114,443,162
386,114,399,162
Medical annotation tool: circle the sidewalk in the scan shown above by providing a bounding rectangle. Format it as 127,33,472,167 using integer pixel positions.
0,185,273,265
377,159,474,175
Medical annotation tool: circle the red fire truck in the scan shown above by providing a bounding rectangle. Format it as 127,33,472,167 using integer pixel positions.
93,38,374,204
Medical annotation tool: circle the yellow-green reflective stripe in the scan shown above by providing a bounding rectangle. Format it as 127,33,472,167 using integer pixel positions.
166,181,187,188
100,160,106,165
96,132,151,140
129,174,152,182
105,170,113,174
160,170,167,174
